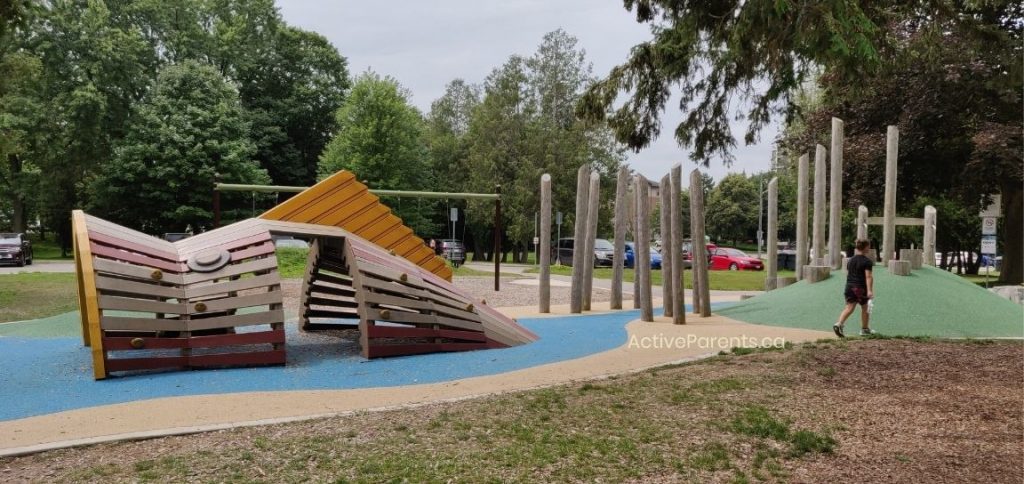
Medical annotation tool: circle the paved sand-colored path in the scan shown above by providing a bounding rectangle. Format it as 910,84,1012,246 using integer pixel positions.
0,298,830,457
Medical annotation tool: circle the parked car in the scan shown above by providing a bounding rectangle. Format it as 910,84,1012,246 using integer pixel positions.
552,238,615,267
682,240,718,262
709,247,764,271
440,239,466,267
624,241,663,270
0,232,33,266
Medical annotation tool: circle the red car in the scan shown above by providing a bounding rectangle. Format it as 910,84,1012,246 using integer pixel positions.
709,247,764,271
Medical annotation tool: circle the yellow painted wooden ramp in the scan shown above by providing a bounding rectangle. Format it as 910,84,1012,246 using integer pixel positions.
260,171,453,281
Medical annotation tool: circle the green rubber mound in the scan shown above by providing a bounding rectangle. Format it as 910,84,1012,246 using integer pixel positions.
718,265,1024,338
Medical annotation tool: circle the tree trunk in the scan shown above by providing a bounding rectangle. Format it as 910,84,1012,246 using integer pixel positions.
9,154,25,233
999,183,1023,284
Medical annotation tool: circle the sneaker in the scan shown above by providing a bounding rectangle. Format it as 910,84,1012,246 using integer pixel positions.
859,328,876,337
832,324,845,338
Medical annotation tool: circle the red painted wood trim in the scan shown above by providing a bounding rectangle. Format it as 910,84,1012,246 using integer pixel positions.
366,342,490,358
88,231,179,262
106,350,285,372
367,326,488,342
229,241,276,262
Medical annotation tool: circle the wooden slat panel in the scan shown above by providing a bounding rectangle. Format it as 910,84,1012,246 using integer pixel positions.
187,273,281,298
95,274,185,299
105,356,188,372
101,315,188,332
93,258,185,284
192,291,280,314
88,231,180,262
91,243,185,273
228,241,276,262
102,329,285,350
106,350,285,372
187,309,285,331
98,295,186,314
366,308,485,333
181,256,278,285
367,325,487,342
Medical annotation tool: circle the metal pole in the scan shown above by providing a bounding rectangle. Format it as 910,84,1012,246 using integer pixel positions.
494,184,501,291
212,173,221,228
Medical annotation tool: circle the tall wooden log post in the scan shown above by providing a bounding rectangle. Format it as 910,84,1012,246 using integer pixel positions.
671,166,686,323
796,153,809,280
632,182,640,309
539,174,552,313
582,172,600,311
812,144,827,265
857,205,869,241
923,205,937,266
659,174,674,317
690,169,711,317
688,169,701,315
882,125,899,264
611,166,629,309
569,164,590,313
828,117,844,269
636,175,654,321
766,177,779,290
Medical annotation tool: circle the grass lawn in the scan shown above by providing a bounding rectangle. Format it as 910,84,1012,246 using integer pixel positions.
5,339,1020,482
26,234,71,260
0,272,78,323
526,265,793,291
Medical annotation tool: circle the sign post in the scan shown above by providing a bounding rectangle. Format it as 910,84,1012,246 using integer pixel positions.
979,195,1001,288
555,211,563,266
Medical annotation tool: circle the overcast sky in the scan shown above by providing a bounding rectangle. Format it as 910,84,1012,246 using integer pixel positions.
277,0,779,181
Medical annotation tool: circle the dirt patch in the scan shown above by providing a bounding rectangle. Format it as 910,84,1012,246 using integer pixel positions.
2,339,1020,483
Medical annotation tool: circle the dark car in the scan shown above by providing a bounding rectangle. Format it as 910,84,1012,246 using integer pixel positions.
552,238,614,267
0,233,33,266
440,239,466,267
624,241,663,270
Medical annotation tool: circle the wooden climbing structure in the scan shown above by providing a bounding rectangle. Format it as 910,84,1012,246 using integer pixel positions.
72,173,536,379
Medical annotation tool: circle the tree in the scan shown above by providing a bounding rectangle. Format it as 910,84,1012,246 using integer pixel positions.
91,61,266,234
780,2,1022,282
706,174,758,246
319,72,433,234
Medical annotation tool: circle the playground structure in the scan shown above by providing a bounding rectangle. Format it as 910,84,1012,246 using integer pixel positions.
72,172,537,380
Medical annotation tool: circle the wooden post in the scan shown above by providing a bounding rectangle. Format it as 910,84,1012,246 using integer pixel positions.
857,205,869,240
812,144,827,265
582,172,600,310
632,182,640,309
923,205,936,266
796,153,809,280
828,117,844,269
767,177,779,290
570,165,590,313
688,168,701,315
636,175,653,321
671,165,686,323
494,184,502,291
659,173,674,318
539,174,552,313
690,169,711,317
882,125,899,264
611,166,629,309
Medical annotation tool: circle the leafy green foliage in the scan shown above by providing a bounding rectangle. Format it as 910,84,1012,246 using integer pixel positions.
91,61,267,233
706,174,758,245
319,72,434,234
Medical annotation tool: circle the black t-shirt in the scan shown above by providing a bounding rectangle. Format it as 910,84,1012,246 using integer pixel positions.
846,254,873,289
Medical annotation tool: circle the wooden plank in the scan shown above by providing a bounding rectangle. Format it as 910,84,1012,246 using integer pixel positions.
95,274,186,299
302,322,360,331
361,291,482,323
866,216,925,226
308,298,359,309
72,227,90,347
365,308,488,333
106,350,285,372
181,256,278,285
308,283,356,297
105,356,188,372
187,309,285,331
228,241,276,262
298,238,320,330
187,273,281,298
306,308,360,319
83,215,177,254
98,295,186,314
191,291,281,314
367,325,487,342
311,272,353,287
77,211,112,377
93,258,185,284
102,329,285,350
101,315,189,332
91,243,185,273
358,275,468,312
88,231,179,262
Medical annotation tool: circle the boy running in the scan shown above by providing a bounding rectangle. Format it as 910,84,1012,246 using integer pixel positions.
833,239,876,338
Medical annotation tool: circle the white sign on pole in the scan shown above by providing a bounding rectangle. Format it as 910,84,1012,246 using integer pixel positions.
982,217,997,235
449,208,458,222
556,211,563,225
981,235,997,255
979,195,1001,218
533,236,540,245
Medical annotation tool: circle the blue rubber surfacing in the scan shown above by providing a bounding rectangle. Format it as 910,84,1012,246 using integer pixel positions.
0,307,693,422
